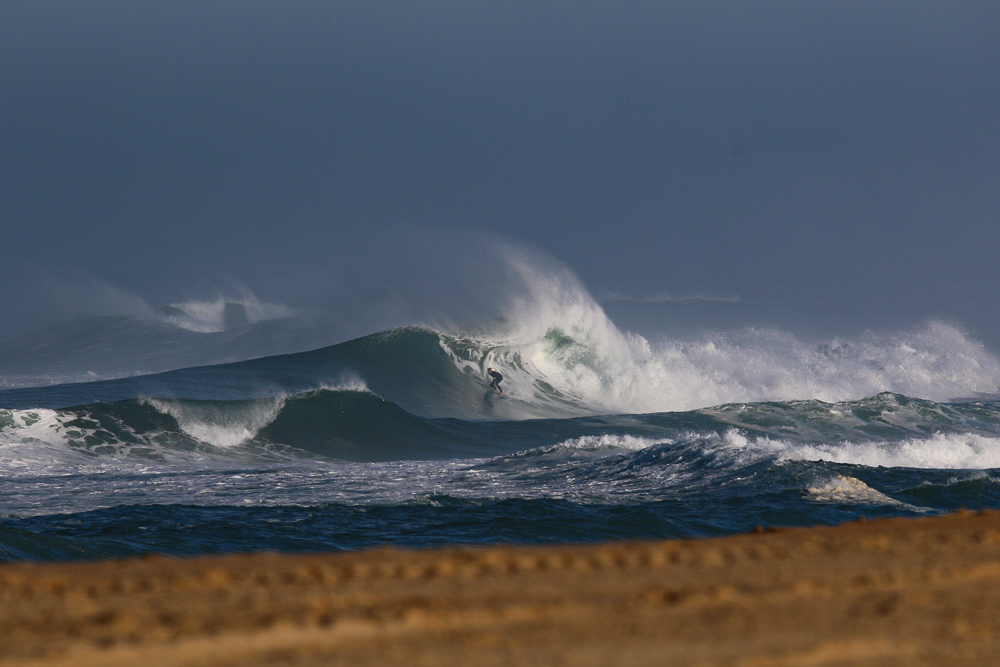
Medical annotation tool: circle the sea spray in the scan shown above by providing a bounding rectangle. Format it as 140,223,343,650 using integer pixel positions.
429,251,1000,416
160,295,298,333
442,321,1000,417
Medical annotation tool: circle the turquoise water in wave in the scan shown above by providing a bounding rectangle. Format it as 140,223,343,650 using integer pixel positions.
3,324,1000,562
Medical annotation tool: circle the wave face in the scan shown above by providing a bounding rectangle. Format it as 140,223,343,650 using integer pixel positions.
3,259,1000,562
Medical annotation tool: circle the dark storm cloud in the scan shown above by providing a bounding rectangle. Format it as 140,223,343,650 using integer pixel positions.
1,2,998,344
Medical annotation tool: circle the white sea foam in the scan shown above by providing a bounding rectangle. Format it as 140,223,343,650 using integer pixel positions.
549,434,663,452
805,474,923,509
145,398,285,449
724,429,1000,470
0,409,80,469
459,251,1000,415
316,374,371,394
138,381,370,450
0,404,266,476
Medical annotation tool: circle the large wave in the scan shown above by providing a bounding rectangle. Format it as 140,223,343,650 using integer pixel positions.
5,255,1000,562
2,250,998,422
448,252,1000,415
443,320,1000,418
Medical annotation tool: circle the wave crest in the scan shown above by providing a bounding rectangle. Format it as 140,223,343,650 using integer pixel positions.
442,320,1000,417
425,252,1000,416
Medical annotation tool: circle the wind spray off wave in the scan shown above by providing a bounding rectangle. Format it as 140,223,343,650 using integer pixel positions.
446,251,1000,416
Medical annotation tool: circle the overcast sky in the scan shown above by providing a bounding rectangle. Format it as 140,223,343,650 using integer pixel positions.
2,2,998,346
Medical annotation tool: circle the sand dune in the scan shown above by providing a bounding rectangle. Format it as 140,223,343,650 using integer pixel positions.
5,511,1000,665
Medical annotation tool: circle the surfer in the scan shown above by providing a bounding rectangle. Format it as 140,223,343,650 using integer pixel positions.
487,367,504,394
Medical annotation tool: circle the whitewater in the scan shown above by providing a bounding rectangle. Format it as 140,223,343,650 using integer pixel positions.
3,257,1000,562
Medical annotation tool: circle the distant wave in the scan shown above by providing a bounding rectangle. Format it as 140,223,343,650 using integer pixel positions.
158,296,298,333
439,320,1000,417
0,306,323,390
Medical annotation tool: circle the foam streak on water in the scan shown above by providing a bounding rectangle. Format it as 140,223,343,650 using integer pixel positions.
747,431,1000,470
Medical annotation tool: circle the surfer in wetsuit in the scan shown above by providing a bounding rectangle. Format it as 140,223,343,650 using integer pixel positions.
487,367,504,394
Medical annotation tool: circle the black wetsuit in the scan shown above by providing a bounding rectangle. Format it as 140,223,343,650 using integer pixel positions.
488,370,504,392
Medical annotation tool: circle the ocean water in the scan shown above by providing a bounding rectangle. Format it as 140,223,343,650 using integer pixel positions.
3,276,1000,562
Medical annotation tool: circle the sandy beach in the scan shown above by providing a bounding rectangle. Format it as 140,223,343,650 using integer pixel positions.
3,511,1000,666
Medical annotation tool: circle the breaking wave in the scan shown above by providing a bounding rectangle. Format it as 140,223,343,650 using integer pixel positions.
3,250,998,420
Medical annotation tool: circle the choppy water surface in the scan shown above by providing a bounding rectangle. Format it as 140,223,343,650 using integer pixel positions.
3,297,1000,562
